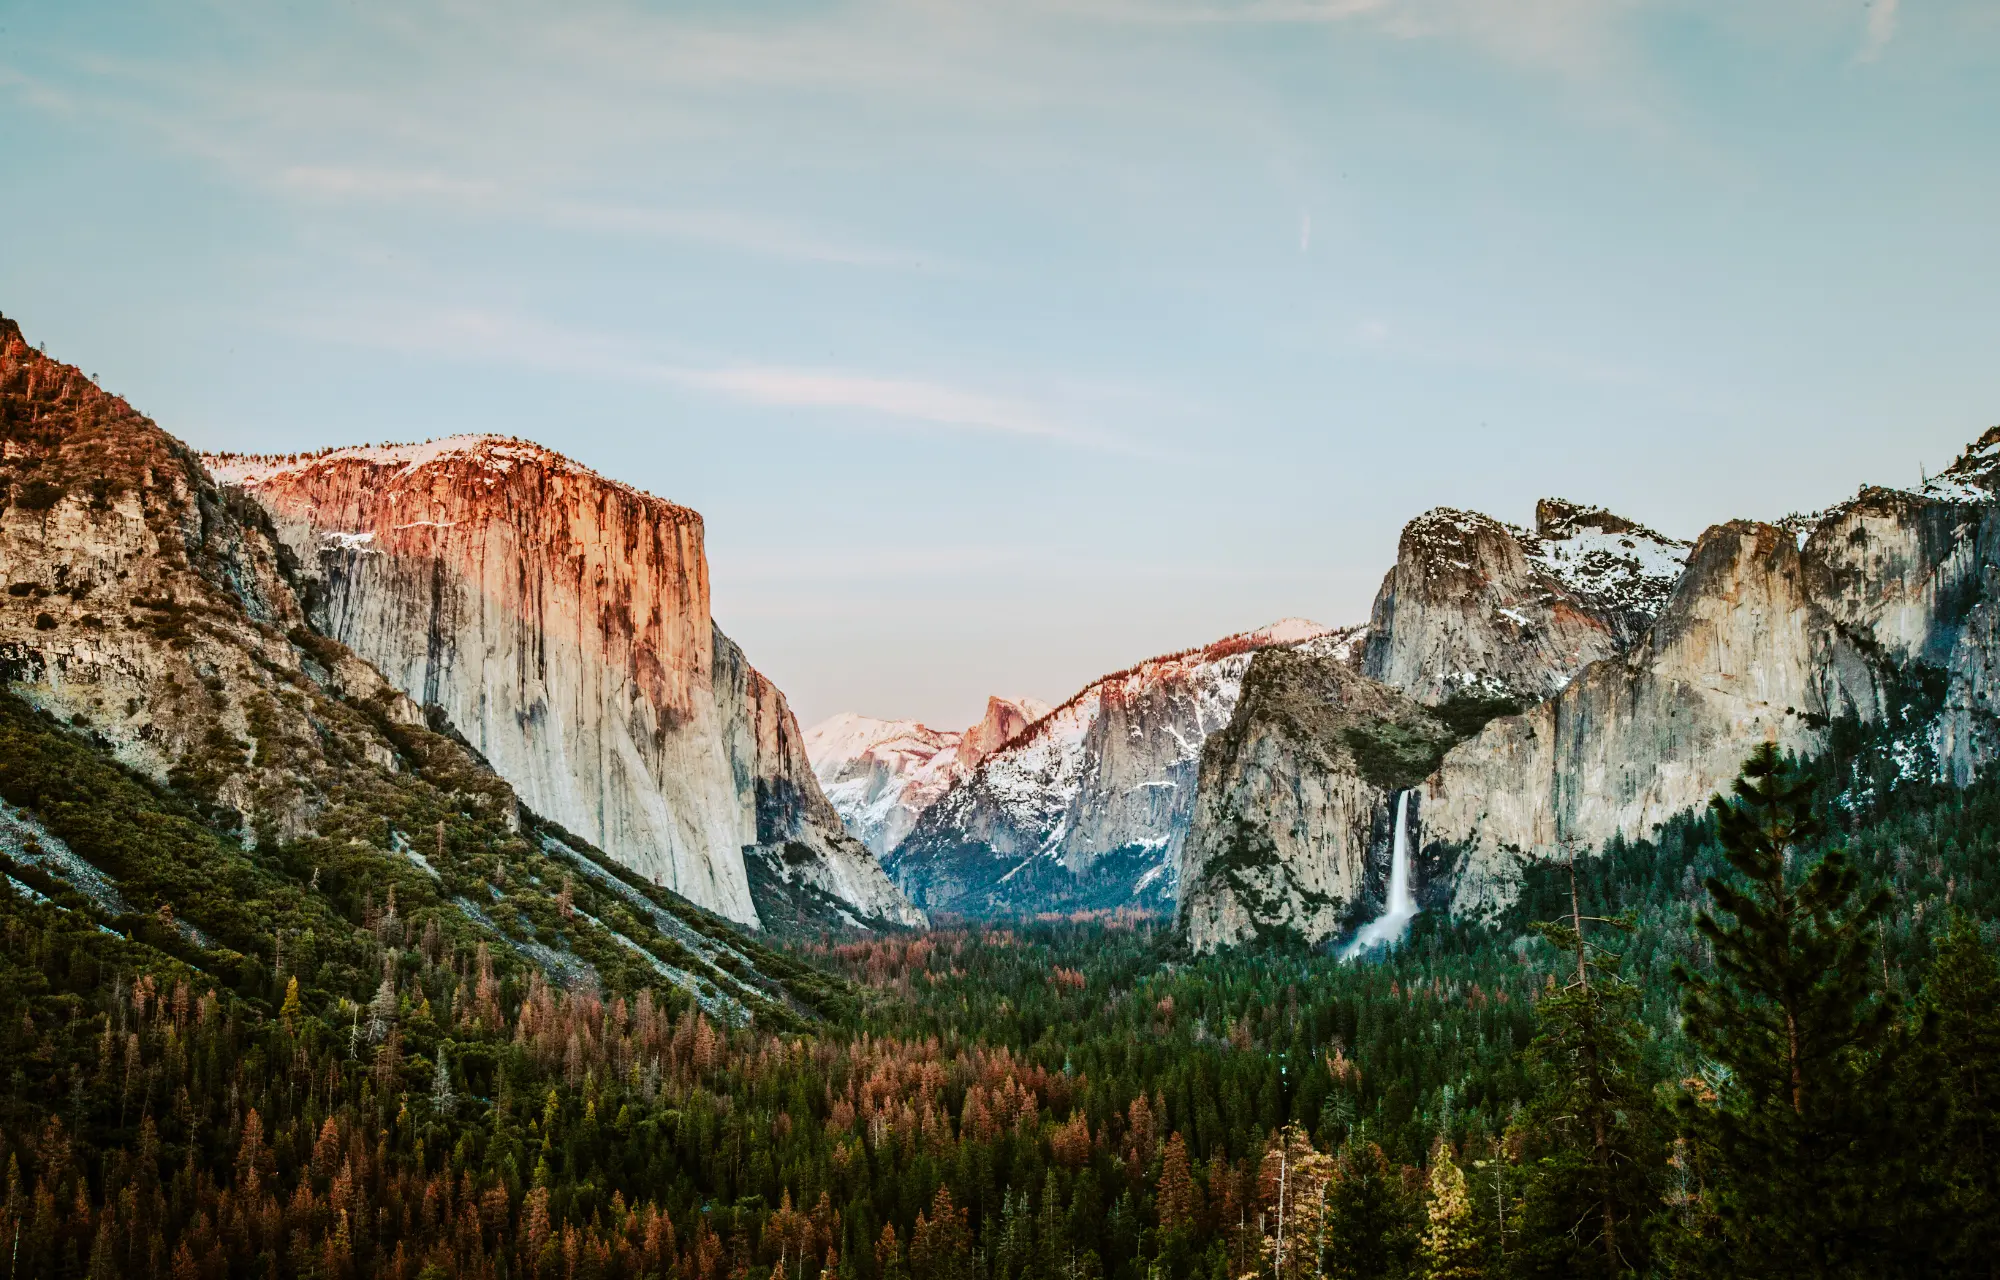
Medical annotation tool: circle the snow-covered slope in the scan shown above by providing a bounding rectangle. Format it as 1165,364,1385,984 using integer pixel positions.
804,694,1051,856
886,620,1349,917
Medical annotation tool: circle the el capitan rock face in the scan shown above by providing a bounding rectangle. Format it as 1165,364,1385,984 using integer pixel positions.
207,437,922,931
0,311,894,1020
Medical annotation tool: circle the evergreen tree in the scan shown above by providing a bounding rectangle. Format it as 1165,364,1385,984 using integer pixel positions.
1514,852,1659,1278
1035,1174,1067,1280
912,1185,976,1280
1910,910,2000,1274
1158,1133,1200,1238
1257,1125,1333,1280
1324,1143,1415,1280
879,1224,911,1280
1673,743,1898,1277
1417,1143,1480,1280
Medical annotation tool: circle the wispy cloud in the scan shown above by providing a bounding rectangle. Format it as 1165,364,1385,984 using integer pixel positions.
1859,0,1900,61
1056,0,1382,24
675,367,1077,441
535,202,956,271
274,165,953,270
278,165,501,203
286,304,1139,451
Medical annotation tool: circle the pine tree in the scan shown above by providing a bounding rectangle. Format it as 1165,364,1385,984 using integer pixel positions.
1157,1132,1199,1238
1034,1178,1065,1280
1257,1125,1333,1280
1673,743,1899,1276
1911,910,2000,1274
432,1047,456,1113
878,1223,910,1280
1515,849,1659,1277
1324,1143,1415,1280
1418,1143,1481,1280
911,1185,974,1280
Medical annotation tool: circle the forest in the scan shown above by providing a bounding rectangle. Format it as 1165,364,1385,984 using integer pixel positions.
2,683,1998,1280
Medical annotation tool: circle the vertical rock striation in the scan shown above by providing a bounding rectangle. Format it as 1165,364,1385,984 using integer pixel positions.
206,437,921,930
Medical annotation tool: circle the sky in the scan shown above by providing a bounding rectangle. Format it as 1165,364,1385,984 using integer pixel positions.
2,0,1997,730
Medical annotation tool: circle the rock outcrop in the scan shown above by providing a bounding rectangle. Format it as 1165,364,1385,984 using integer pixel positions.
804,695,1051,857
1422,435,2000,917
1359,502,1689,705
1177,440,2000,948
0,313,423,845
1174,647,1447,953
0,309,896,1022
206,437,922,931
887,620,1346,917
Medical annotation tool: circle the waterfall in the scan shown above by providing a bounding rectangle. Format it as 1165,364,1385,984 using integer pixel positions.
1342,789,1419,959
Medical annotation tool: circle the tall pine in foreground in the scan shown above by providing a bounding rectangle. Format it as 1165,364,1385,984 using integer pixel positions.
1673,743,1899,1277
1514,853,1659,1279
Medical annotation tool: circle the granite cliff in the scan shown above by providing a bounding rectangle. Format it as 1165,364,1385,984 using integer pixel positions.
1177,433,2000,951
206,437,922,932
1426,444,2000,918
0,311,863,1019
1359,500,1689,705
1173,648,1449,953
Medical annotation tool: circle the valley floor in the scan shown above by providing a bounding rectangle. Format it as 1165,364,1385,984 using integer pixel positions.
2,702,1997,1278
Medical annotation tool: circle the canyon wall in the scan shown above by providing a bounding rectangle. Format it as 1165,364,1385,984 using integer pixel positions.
207,437,921,930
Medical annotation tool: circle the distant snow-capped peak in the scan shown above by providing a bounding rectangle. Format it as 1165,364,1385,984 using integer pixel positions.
804,695,1051,857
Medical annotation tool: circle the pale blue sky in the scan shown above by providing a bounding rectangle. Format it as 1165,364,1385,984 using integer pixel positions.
3,0,1995,728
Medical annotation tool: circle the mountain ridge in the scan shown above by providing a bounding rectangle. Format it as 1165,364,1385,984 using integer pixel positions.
804,694,1052,857
1181,428,2000,950
883,618,1344,918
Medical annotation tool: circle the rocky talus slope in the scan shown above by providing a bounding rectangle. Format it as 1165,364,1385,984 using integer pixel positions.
0,311,856,1020
804,695,1050,856
206,438,922,932
887,619,1344,917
